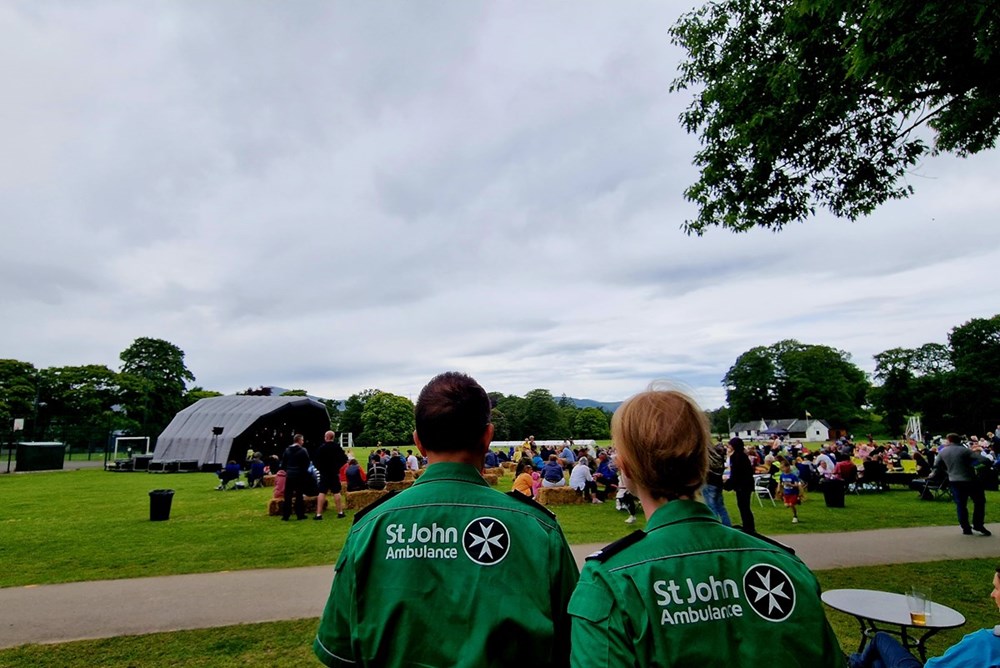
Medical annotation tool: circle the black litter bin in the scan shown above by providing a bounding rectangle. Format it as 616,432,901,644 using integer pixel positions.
821,479,845,508
149,489,175,521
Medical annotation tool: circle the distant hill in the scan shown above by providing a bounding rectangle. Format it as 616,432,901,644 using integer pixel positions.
569,398,621,412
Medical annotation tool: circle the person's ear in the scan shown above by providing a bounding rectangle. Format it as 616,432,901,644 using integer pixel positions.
616,456,632,480
479,424,495,453
414,431,427,458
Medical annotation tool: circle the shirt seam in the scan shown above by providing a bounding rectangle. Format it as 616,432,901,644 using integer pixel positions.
353,500,561,533
606,546,786,573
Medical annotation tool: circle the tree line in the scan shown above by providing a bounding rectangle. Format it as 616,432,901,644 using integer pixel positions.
718,314,1000,438
0,338,205,450
0,338,613,451
7,314,994,450
334,387,611,448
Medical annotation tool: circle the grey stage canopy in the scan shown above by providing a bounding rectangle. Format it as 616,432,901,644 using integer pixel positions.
153,396,331,468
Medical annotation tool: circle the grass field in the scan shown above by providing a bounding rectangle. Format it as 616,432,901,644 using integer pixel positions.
1,467,992,587
2,464,997,665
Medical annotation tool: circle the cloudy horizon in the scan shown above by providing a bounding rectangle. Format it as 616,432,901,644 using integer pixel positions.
3,2,998,411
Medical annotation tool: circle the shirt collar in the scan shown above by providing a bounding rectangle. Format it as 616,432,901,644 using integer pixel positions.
412,462,490,488
644,499,719,532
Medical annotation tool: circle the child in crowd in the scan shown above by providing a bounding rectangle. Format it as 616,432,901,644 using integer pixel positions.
780,459,802,524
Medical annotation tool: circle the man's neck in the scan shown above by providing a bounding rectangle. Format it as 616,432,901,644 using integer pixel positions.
425,450,484,468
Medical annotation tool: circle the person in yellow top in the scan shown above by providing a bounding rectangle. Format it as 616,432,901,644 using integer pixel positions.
514,437,534,463
512,457,535,498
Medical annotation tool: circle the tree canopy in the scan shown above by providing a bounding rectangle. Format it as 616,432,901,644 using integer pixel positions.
724,339,867,426
0,359,39,436
118,337,195,441
360,392,415,447
670,0,1000,233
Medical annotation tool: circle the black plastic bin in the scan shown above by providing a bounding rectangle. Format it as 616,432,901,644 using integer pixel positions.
149,489,175,521
822,479,845,508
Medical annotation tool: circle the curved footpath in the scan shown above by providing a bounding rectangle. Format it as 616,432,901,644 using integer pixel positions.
1,522,996,650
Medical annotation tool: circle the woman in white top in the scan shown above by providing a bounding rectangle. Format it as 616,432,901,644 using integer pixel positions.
570,456,601,504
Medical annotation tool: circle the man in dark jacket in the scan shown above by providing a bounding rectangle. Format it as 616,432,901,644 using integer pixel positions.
280,434,312,521
725,437,755,534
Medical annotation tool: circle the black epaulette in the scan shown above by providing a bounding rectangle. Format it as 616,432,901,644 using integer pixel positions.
352,490,398,525
748,531,796,555
505,491,556,518
585,530,646,563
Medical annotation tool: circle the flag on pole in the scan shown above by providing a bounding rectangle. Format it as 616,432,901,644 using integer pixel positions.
805,410,812,419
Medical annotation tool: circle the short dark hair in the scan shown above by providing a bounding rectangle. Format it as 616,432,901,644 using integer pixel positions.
415,372,491,453
946,433,961,444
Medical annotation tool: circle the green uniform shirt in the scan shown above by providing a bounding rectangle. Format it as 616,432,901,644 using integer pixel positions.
314,462,579,667
568,500,844,668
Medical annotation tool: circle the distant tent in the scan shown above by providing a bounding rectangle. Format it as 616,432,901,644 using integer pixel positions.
153,396,331,468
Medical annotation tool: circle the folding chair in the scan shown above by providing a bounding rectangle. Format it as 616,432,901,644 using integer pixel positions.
753,474,776,507
216,468,240,491
918,477,951,501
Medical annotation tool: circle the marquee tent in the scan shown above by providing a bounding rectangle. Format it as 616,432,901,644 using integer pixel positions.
153,395,331,468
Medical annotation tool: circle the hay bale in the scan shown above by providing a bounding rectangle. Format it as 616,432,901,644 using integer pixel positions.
262,475,276,487
385,480,413,492
536,486,583,506
500,461,516,471
482,472,500,486
344,489,389,509
267,496,326,516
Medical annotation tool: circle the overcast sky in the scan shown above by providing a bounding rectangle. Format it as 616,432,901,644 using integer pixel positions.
3,2,998,410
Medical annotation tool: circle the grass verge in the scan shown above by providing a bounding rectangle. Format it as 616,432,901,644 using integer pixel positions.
2,558,995,667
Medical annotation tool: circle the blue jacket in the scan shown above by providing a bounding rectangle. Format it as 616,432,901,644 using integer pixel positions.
542,461,565,483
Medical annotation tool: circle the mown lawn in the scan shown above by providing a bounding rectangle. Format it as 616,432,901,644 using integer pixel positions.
1,467,990,587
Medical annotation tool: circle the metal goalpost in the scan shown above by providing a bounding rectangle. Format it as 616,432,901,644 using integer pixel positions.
113,436,151,460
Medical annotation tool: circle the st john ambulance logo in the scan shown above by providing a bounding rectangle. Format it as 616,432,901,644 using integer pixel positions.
462,517,510,566
743,564,795,622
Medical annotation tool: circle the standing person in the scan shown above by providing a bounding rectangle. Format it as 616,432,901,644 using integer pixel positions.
930,432,992,536
702,438,732,526
779,459,803,524
280,434,312,521
314,431,348,520
568,386,843,668
724,437,755,534
405,449,420,472
314,372,579,667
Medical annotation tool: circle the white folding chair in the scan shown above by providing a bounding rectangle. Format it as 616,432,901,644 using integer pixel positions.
753,474,776,507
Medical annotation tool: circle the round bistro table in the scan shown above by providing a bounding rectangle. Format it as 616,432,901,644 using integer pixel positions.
821,588,966,661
